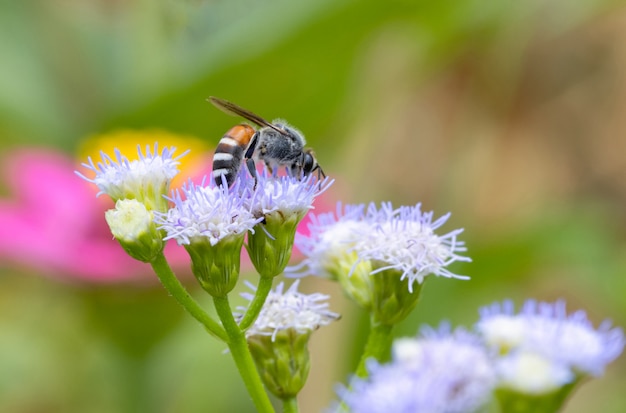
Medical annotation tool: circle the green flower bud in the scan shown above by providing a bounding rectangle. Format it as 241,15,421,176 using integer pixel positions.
247,210,303,278
246,172,331,278
334,251,374,310
154,180,261,297
105,199,163,262
369,263,423,325
185,234,245,297
495,381,579,413
248,329,311,399
242,281,339,399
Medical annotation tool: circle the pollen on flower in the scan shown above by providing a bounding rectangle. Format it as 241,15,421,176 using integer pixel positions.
241,280,339,340
76,143,188,211
154,178,261,246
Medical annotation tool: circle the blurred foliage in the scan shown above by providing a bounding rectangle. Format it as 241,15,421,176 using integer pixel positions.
1,0,626,412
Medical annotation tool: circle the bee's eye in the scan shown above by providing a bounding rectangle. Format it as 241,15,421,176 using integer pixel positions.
303,153,315,173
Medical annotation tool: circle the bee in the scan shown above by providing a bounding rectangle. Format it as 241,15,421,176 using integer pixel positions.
209,96,324,187
211,123,256,188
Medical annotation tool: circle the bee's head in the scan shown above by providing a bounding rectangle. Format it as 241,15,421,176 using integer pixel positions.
302,149,325,179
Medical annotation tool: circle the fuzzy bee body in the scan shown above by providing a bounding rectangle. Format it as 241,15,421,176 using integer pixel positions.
209,97,324,187
246,121,305,172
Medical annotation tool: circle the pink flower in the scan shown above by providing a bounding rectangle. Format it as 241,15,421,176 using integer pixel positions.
0,148,193,282
0,147,337,283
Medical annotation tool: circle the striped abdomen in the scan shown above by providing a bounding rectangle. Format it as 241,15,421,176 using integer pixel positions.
212,124,255,187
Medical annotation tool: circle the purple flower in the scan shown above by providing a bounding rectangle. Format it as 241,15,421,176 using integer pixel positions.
340,326,496,413
477,299,625,393
154,178,260,247
247,170,333,220
289,202,470,292
240,280,339,340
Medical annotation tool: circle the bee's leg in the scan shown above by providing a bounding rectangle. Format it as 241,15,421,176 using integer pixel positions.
265,162,276,177
244,132,259,188
287,163,295,178
315,165,326,180
246,158,258,189
244,132,259,160
316,166,326,189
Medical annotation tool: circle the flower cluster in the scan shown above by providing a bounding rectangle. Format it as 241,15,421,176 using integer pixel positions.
240,280,339,400
288,202,470,325
76,143,189,262
341,326,496,413
247,170,333,221
241,280,339,340
477,300,625,395
154,178,261,247
290,202,470,291
77,143,187,212
76,140,624,413
340,300,624,412
245,171,333,278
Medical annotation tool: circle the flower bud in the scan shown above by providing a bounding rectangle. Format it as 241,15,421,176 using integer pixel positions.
247,172,331,278
241,281,339,399
154,180,261,297
247,210,301,278
105,199,163,262
185,234,245,297
369,265,423,325
248,329,311,399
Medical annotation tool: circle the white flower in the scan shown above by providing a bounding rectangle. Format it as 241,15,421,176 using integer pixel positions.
77,143,187,211
244,171,333,277
104,199,163,262
289,202,471,292
476,310,527,352
241,280,339,340
105,199,154,242
355,203,470,292
477,300,625,381
287,203,368,279
496,350,573,394
247,171,333,220
340,326,496,413
154,178,260,246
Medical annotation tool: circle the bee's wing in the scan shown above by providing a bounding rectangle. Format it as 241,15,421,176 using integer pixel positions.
208,97,288,135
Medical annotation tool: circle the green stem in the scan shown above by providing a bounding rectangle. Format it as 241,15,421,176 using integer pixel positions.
282,396,299,413
239,276,274,330
151,253,227,342
334,321,394,413
355,321,394,377
213,295,275,413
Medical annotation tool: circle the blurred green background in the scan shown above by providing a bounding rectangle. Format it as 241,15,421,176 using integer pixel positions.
1,0,626,412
